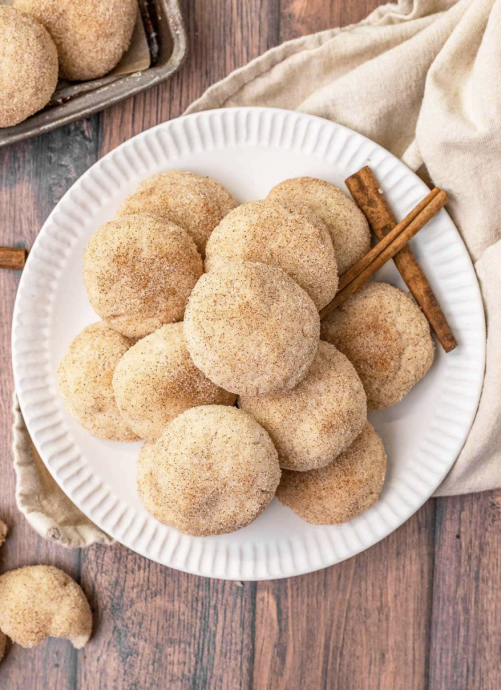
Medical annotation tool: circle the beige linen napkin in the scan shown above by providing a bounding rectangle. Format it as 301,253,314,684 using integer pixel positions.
12,0,501,546
12,399,113,547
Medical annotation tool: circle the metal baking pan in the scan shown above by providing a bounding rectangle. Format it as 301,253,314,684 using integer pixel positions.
0,0,187,148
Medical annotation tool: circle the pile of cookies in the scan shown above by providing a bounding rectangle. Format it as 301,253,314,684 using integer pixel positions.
0,1,137,128
58,171,435,536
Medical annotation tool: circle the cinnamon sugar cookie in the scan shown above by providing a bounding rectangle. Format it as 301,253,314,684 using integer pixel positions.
268,177,370,275
205,199,338,309
239,341,367,471
321,282,435,410
83,213,203,338
117,171,237,256
113,323,236,441
0,566,92,649
57,322,138,442
15,0,137,81
184,261,320,396
277,423,386,524
0,6,58,127
137,406,281,536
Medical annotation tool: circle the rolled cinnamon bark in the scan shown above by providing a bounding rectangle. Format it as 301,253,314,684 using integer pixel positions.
345,166,457,353
0,247,27,271
320,190,449,319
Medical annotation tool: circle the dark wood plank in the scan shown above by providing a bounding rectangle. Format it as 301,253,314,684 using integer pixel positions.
280,0,381,41
252,502,435,690
78,546,256,690
429,491,501,690
280,0,342,39
0,121,99,688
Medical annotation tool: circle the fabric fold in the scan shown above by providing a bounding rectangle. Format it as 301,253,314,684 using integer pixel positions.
13,397,113,547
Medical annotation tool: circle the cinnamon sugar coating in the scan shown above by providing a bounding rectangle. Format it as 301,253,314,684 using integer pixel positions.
268,177,371,275
83,213,203,338
239,341,367,471
0,566,92,649
0,6,58,127
15,0,137,81
205,199,338,309
184,261,320,396
321,282,435,410
117,171,237,257
277,422,386,524
57,322,138,442
113,323,236,441
137,406,281,536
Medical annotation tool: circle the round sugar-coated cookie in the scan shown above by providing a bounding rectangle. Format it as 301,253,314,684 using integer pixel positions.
116,170,237,257
276,423,386,524
15,0,137,81
57,322,138,441
137,406,281,536
83,213,203,339
0,6,58,128
184,261,320,396
205,199,338,310
113,323,236,441
268,177,371,275
321,281,435,410
239,341,367,471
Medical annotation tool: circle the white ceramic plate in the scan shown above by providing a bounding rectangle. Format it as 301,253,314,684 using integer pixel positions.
12,107,485,580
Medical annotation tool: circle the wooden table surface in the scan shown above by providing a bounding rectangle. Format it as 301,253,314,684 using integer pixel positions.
1,1,500,688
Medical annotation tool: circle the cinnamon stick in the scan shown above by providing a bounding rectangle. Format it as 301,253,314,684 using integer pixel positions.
337,187,442,293
320,189,449,320
345,166,457,353
0,247,27,271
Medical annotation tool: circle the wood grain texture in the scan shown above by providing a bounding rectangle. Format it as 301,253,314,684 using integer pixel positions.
0,0,499,689
252,501,435,690
78,545,257,690
280,0,380,40
0,120,98,688
429,492,501,690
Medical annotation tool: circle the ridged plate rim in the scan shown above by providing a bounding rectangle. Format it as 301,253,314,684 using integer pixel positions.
12,107,486,580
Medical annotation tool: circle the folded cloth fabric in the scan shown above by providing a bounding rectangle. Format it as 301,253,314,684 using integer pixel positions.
12,398,114,546
12,0,501,547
